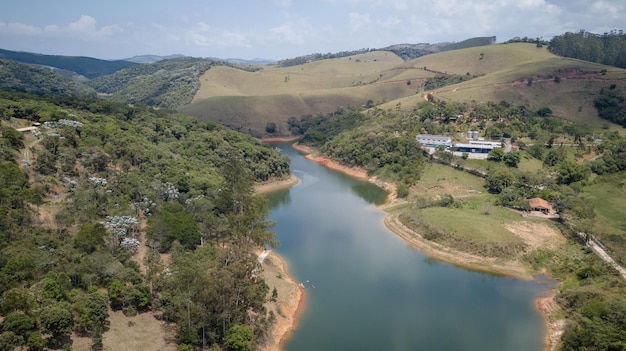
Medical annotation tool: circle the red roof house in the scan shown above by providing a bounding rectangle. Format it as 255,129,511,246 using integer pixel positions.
528,198,553,215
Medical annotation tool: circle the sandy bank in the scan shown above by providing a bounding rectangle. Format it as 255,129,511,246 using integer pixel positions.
259,252,305,351
253,172,302,351
255,174,300,195
261,136,300,142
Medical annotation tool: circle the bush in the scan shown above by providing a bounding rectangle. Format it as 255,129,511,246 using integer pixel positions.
396,184,409,198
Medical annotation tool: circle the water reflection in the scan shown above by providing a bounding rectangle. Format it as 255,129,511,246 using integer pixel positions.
265,188,291,210
350,181,388,205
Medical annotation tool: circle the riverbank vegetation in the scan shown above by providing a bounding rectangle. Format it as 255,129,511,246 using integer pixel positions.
0,91,290,350
290,85,626,349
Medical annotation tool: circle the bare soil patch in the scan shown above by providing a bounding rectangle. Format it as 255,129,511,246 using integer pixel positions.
503,221,565,251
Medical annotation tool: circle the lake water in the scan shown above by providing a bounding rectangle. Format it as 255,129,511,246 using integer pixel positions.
265,142,548,351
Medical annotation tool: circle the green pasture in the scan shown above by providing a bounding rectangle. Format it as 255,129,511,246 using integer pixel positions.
416,162,487,194
583,173,626,238
413,204,525,246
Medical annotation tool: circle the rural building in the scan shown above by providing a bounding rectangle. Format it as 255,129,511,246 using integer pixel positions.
452,141,502,154
416,134,452,148
467,131,480,139
16,126,39,132
469,140,503,147
528,198,553,215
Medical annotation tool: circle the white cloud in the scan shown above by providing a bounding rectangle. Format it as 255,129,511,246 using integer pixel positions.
269,18,318,45
0,15,120,40
185,22,250,48
376,16,401,29
349,12,371,32
0,22,42,35
591,1,623,17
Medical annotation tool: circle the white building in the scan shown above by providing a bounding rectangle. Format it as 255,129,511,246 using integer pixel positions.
416,134,452,148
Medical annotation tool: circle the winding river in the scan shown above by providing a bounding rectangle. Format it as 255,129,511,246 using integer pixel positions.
265,142,548,351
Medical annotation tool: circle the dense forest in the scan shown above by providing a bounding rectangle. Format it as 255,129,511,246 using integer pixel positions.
594,85,626,127
87,57,216,109
0,92,290,350
0,59,96,96
549,30,626,69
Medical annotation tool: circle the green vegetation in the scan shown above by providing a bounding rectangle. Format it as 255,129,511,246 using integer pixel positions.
594,85,626,127
0,91,290,350
549,30,626,69
289,80,626,349
87,57,216,108
0,59,96,96
401,207,527,258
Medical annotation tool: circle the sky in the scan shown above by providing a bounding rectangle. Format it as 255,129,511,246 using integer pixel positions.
1,0,624,61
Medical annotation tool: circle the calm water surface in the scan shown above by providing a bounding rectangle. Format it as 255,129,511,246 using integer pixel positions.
265,142,548,351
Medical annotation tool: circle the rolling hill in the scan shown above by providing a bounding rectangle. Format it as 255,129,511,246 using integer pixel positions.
183,43,626,136
381,43,626,127
0,59,96,96
181,51,434,134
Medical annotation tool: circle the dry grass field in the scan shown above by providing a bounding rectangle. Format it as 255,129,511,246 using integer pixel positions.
183,43,626,136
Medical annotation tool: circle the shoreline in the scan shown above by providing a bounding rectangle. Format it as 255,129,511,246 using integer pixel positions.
255,174,300,195
259,252,305,351
289,142,562,351
254,171,302,351
261,136,300,143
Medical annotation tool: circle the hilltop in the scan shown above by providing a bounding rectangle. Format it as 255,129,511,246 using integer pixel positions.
183,42,626,136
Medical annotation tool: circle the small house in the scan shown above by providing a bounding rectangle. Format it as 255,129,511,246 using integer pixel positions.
528,198,553,215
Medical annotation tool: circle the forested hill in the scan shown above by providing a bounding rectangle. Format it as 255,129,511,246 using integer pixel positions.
0,91,290,350
0,48,137,79
0,59,97,96
549,30,626,68
86,57,216,108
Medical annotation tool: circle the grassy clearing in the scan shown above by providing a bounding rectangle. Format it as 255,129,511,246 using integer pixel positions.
101,310,176,351
582,173,626,261
419,205,523,243
398,203,529,258
413,162,486,195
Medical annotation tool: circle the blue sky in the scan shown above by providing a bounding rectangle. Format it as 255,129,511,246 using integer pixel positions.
1,0,624,60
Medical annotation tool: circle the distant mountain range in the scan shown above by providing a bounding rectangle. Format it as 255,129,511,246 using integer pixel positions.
122,54,186,64
0,48,138,79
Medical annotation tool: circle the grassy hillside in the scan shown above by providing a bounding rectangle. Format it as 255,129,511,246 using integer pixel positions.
187,43,626,136
381,43,626,128
185,51,431,135
0,48,137,79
